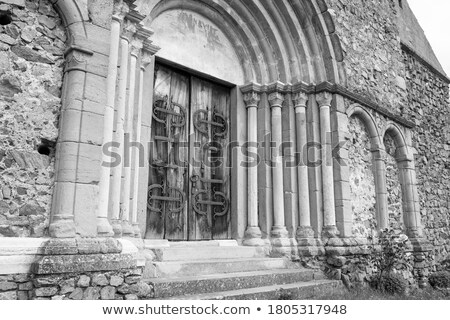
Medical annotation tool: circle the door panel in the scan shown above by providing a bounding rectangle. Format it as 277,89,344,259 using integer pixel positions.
189,77,230,240
146,65,230,241
147,65,190,240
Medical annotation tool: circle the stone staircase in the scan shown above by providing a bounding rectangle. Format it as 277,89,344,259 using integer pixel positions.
143,240,343,300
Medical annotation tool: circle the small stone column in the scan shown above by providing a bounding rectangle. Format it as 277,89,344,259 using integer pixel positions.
97,5,128,237
292,87,314,239
242,85,264,246
120,40,139,237
130,32,154,238
316,91,338,237
268,83,290,254
110,23,134,237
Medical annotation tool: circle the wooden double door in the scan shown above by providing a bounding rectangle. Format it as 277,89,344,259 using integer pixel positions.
146,64,231,241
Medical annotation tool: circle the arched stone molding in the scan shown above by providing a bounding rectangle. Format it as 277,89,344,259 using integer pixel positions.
346,104,388,233
141,0,344,85
382,122,423,238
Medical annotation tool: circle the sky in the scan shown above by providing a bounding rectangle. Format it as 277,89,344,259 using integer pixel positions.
407,0,450,76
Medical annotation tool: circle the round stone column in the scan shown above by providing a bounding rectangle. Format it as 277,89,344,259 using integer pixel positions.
242,86,264,246
267,83,290,255
316,91,338,237
292,87,314,240
97,7,129,237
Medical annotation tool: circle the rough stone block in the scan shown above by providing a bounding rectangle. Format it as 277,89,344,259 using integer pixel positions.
83,287,100,300
100,286,116,300
109,276,124,287
33,276,62,288
69,288,83,300
92,274,108,286
33,254,136,274
77,239,101,255
43,239,78,255
77,275,91,288
0,291,17,300
34,286,58,297
0,281,17,292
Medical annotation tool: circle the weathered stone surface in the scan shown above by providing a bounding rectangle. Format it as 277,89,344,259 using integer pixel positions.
100,286,116,300
124,275,140,285
42,239,78,255
92,274,108,286
11,45,54,64
33,254,137,275
77,239,101,255
0,281,18,292
69,288,83,300
124,294,138,300
109,276,124,287
33,276,61,288
34,286,58,297
77,275,90,288
83,287,100,300
0,291,17,300
59,279,75,294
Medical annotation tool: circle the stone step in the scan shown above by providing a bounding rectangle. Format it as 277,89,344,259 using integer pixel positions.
166,280,344,300
147,257,300,278
153,246,266,262
149,269,325,298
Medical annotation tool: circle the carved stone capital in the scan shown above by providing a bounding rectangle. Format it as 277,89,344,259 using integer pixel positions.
316,91,333,108
140,51,153,70
112,0,129,22
292,92,309,108
130,38,142,58
121,20,136,41
243,92,261,108
268,92,285,108
64,46,94,73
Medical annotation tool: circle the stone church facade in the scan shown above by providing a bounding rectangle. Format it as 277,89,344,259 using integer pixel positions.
0,0,448,299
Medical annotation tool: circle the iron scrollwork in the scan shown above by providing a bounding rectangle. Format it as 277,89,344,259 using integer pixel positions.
148,182,185,230
193,108,228,139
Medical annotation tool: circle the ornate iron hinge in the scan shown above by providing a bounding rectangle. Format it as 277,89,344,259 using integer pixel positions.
193,108,228,139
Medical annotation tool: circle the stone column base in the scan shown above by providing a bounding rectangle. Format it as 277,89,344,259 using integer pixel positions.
49,218,76,238
322,225,339,238
121,221,135,237
297,238,325,257
243,227,265,247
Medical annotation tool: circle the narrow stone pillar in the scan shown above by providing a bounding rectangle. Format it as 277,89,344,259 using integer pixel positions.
130,38,154,237
120,41,139,237
373,148,388,230
97,6,128,237
316,91,338,237
110,24,134,237
267,83,290,254
292,87,314,239
242,85,264,246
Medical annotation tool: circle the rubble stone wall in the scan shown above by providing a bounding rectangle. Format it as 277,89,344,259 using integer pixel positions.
403,51,450,269
325,0,408,115
347,116,377,238
0,0,64,237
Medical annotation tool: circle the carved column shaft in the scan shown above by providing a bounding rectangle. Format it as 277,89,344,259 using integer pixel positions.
316,92,338,236
110,33,131,237
242,88,264,246
292,91,313,239
268,84,290,254
120,44,139,237
97,12,126,237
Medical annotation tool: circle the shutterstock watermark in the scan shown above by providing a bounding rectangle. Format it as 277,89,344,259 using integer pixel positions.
101,132,348,169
